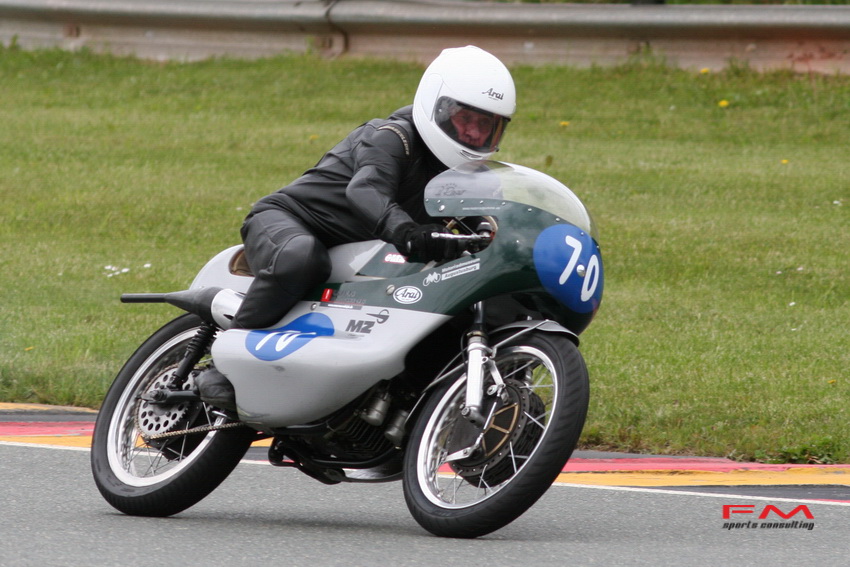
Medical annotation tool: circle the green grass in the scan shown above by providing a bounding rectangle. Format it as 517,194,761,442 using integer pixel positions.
1,46,848,463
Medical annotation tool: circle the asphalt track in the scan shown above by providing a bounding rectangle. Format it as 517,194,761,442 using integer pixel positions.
2,402,849,504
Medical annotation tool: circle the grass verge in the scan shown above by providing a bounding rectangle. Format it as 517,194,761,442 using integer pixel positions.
1,46,848,462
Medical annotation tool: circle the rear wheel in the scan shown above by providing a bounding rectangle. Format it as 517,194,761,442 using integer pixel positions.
91,314,255,517
403,331,589,538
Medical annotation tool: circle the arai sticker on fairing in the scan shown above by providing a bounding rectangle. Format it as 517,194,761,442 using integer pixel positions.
392,286,422,304
533,224,603,314
244,313,334,361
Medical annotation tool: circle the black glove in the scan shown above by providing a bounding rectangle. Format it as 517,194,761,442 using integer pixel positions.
392,222,462,263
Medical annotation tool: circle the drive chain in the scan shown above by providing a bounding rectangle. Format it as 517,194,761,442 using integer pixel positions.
140,418,246,442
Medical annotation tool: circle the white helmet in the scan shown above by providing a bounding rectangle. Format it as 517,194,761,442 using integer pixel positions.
413,46,516,169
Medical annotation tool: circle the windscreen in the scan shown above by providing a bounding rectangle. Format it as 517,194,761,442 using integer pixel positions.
424,161,596,238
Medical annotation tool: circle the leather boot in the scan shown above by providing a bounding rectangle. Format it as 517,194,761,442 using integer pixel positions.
194,367,237,411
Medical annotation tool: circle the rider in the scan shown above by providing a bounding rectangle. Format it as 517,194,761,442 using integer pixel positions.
196,45,517,409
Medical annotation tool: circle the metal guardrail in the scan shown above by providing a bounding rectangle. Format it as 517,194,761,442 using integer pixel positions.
1,0,848,72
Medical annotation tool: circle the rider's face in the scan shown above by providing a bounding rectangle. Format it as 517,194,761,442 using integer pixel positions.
450,108,495,148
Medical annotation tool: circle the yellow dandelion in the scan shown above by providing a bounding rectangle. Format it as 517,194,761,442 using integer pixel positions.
700,68,710,74
308,134,319,142
781,159,789,165
559,121,570,128
718,100,730,108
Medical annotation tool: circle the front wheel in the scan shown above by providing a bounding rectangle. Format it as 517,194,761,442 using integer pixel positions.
403,331,589,538
91,314,256,517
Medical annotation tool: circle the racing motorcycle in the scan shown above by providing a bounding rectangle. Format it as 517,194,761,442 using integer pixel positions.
90,160,604,538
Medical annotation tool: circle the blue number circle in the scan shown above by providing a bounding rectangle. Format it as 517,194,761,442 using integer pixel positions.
533,224,603,314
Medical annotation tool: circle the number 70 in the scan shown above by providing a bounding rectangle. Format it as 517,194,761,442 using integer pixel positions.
558,235,600,302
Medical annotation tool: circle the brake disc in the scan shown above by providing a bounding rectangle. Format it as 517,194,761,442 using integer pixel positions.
451,378,546,485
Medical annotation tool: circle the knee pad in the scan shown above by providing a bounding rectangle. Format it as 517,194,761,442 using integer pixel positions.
270,234,331,293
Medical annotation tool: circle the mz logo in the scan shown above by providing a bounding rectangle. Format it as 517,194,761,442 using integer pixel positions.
346,320,375,334
346,310,390,334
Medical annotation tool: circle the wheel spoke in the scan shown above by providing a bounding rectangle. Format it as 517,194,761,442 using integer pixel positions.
500,360,536,382
170,435,190,462
502,442,517,475
450,473,462,504
475,465,493,493
523,409,547,431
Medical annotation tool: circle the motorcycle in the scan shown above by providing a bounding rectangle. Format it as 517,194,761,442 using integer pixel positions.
90,160,603,538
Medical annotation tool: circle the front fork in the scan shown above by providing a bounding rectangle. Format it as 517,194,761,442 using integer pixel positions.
460,302,505,428
442,302,506,462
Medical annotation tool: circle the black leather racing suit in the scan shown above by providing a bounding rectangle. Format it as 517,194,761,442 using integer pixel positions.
232,105,447,329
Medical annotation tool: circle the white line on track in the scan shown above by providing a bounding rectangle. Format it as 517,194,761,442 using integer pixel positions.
553,481,850,507
6,441,849,506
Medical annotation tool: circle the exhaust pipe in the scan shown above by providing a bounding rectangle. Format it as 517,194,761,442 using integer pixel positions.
121,287,242,329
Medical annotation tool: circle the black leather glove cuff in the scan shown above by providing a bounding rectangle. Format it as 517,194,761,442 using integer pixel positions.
389,222,463,263
389,221,419,257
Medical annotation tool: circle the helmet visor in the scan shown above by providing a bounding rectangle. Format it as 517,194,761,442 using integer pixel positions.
433,97,510,154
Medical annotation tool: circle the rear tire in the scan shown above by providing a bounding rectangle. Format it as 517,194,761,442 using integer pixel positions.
403,331,589,538
91,314,255,517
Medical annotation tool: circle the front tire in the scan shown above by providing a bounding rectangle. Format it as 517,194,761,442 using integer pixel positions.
91,314,256,517
403,331,589,538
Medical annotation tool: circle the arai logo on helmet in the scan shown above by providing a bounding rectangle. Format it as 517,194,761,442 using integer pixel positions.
482,88,504,101
393,286,422,304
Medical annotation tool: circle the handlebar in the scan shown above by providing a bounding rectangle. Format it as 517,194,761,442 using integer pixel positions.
429,232,491,242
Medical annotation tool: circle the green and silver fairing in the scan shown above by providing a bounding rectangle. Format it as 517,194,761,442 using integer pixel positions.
420,161,603,333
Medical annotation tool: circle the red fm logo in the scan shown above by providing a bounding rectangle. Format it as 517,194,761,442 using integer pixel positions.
722,504,814,520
